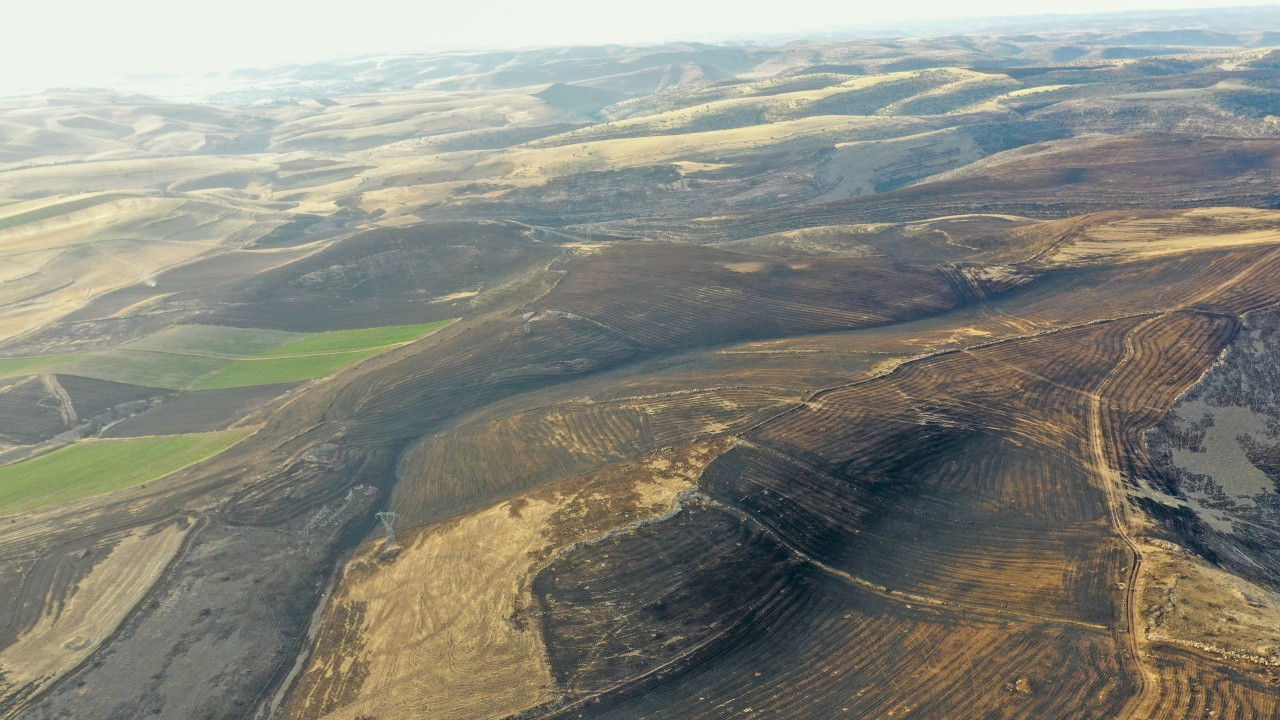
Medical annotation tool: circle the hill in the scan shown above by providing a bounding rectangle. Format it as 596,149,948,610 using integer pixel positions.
3,11,1280,720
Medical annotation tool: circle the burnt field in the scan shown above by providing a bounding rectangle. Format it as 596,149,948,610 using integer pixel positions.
4,17,1280,720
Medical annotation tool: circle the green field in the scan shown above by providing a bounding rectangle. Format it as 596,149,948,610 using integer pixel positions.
0,193,134,232
261,321,453,355
192,320,454,389
63,349,227,389
192,348,386,389
0,430,246,514
125,324,299,357
0,353,85,379
0,320,455,389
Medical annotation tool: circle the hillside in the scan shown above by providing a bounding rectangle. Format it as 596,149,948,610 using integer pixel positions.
2,12,1280,720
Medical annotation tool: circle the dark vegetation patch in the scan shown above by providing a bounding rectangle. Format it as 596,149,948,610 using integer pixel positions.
60,375,175,421
101,383,298,437
202,221,555,331
540,507,1135,719
59,245,318,327
532,242,961,350
606,136,1280,239
1144,306,1280,592
1051,47,1090,62
1217,89,1280,119
247,212,355,248
1115,30,1242,46
21,507,378,720
1102,46,1170,60
534,504,802,693
0,374,173,446
0,378,69,444
535,83,628,116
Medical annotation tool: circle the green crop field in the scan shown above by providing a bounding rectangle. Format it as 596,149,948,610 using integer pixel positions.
192,348,383,389
64,349,227,389
192,321,453,388
125,325,300,357
260,320,454,355
0,353,85,379
0,320,455,389
0,430,247,515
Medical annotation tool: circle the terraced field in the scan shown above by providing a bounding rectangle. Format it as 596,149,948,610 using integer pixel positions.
4,17,1280,720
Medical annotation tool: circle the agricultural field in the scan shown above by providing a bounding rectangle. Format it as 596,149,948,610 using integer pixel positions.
0,193,135,231
0,430,245,514
4,10,1280,720
0,320,453,389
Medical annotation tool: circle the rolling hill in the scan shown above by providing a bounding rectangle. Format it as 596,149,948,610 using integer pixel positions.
2,10,1280,720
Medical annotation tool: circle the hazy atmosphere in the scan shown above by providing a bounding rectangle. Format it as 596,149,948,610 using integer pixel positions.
4,0,1279,93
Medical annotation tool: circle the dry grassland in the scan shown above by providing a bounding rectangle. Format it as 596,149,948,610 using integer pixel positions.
0,195,278,343
534,71,926,142
281,440,729,720
1139,541,1280,666
0,522,188,712
1047,208,1280,265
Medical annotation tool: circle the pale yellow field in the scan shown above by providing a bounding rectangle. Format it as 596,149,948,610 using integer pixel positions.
268,90,573,151
722,260,769,272
537,71,924,142
429,290,479,303
0,522,189,706
962,84,1072,113
1047,208,1280,265
510,115,912,171
353,113,928,222
816,126,985,201
0,95,256,168
879,69,1016,115
281,440,729,720
0,195,281,343
0,156,277,199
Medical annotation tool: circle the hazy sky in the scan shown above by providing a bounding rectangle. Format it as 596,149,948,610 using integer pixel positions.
3,0,1277,92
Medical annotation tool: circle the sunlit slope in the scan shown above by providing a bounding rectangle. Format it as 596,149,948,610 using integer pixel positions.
248,213,1280,719
10,173,1280,720
0,430,245,515
2,28,1280,720
0,193,282,344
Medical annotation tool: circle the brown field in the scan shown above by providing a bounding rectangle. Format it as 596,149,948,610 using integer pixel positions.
279,440,728,720
1044,208,1280,265
392,386,796,526
1136,645,1279,719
